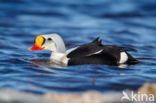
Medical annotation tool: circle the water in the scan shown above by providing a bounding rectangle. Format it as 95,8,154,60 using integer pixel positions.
0,0,156,94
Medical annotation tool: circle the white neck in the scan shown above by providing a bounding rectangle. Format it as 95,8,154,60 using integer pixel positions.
50,52,69,65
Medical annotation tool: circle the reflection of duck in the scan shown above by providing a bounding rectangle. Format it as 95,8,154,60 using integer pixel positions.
30,59,66,68
28,33,138,66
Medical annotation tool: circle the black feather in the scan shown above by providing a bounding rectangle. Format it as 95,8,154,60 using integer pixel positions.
67,39,138,66
67,38,103,58
92,37,100,43
68,50,118,66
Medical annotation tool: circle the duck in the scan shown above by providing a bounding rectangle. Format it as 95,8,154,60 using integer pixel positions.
28,33,138,66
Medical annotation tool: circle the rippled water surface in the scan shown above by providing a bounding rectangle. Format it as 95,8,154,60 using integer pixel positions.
0,0,156,94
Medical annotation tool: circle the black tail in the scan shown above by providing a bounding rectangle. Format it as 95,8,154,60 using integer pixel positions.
127,53,140,64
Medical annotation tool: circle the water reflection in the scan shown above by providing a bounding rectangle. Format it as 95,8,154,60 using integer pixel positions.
30,59,66,68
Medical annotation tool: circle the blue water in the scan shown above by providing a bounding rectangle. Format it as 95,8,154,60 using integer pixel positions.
0,0,156,94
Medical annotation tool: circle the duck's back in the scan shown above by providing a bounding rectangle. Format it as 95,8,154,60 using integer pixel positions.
66,38,138,66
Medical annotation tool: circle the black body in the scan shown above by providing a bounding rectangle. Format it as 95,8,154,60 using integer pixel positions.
67,37,138,66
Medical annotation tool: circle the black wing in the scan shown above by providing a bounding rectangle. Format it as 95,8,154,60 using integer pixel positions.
68,45,138,65
68,50,118,65
67,37,138,65
67,37,103,58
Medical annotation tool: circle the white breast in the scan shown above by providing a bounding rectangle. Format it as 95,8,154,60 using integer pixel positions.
50,52,69,65
119,52,128,64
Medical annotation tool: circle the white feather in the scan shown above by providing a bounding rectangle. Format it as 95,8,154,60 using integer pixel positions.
43,33,66,53
87,49,103,56
42,33,68,65
50,52,69,65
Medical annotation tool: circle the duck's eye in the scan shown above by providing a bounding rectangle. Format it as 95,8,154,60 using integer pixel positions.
48,38,52,41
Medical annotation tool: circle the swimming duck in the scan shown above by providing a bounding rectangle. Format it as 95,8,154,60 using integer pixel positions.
28,33,138,66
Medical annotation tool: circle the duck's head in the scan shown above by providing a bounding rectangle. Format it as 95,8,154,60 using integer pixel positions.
28,33,66,53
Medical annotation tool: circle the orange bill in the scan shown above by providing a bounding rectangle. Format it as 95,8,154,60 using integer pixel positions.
28,35,45,51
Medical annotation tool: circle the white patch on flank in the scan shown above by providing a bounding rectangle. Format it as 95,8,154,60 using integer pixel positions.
119,52,128,64
66,46,79,55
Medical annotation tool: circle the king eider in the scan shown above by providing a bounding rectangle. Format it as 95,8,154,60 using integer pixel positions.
28,33,138,66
